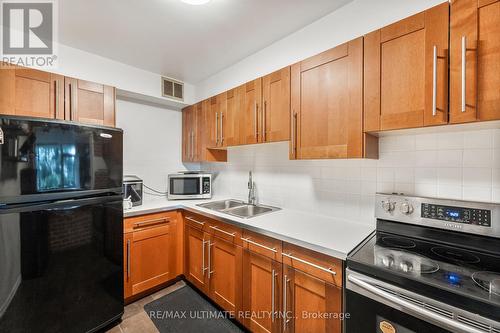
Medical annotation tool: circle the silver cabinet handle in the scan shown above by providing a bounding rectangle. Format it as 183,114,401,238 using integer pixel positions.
133,217,169,228
292,112,297,158
282,253,337,276
220,112,224,144
126,239,131,279
208,241,215,279
271,269,277,322
241,237,277,253
283,274,290,331
202,239,209,274
68,83,73,120
348,274,486,333
254,103,258,139
54,80,59,117
210,225,236,237
461,35,466,113
262,101,266,142
186,216,205,226
432,45,437,116
190,131,195,160
215,112,219,145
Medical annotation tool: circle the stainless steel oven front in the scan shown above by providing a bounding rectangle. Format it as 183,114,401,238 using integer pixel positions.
167,173,212,200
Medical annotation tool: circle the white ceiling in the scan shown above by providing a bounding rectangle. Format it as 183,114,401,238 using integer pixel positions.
59,0,352,84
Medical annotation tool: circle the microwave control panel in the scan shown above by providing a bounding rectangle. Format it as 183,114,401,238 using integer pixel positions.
202,177,211,194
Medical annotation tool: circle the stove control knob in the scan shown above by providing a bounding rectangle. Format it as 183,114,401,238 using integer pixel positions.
382,256,394,268
400,261,413,273
400,202,414,215
382,200,395,213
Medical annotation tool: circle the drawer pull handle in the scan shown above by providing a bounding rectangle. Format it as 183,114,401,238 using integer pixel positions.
241,237,277,253
210,225,236,237
282,252,337,276
186,216,205,226
133,217,169,228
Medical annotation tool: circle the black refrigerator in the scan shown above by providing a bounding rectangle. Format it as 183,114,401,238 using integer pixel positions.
0,116,124,333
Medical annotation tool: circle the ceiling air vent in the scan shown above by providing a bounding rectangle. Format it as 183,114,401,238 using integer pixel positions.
162,77,184,101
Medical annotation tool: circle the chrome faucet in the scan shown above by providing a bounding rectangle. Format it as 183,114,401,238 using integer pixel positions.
247,171,256,205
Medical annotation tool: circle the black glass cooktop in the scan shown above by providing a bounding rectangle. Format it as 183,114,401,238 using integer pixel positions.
349,231,500,314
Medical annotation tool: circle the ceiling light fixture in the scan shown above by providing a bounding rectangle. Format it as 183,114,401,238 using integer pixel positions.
181,0,211,5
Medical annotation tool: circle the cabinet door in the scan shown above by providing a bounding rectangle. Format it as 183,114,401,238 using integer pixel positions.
0,66,63,119
240,79,262,145
364,2,449,131
193,102,203,162
450,0,500,123
283,265,342,333
65,77,115,127
204,98,218,149
208,236,243,313
242,250,282,333
222,88,240,147
290,37,364,159
262,67,290,143
129,222,175,296
182,105,192,162
185,225,209,294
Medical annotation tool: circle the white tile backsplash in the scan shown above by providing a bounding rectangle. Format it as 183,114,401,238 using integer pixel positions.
203,128,500,225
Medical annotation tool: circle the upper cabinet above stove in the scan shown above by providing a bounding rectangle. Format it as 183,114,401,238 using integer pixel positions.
449,0,500,124
0,63,116,127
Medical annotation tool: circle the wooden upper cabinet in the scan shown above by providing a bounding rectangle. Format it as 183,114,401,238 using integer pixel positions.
240,78,262,145
0,65,64,120
450,0,500,123
222,87,240,147
262,67,290,143
290,37,369,159
364,2,449,131
182,105,192,162
64,77,115,127
203,98,217,149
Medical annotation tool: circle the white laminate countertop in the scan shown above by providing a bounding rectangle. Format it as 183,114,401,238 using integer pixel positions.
124,197,375,260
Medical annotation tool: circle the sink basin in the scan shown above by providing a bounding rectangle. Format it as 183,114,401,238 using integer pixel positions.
224,204,279,218
198,199,245,211
196,200,280,219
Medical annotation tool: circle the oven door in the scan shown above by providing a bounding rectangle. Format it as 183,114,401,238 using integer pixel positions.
345,269,488,333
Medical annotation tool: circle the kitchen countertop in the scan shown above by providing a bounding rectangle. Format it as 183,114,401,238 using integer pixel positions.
124,197,375,260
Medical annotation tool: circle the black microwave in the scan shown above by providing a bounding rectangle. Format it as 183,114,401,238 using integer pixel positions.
167,172,212,200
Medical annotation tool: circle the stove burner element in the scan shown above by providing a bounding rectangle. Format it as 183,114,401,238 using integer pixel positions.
431,247,481,264
381,236,417,249
472,271,500,296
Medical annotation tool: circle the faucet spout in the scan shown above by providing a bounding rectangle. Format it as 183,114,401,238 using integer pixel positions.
247,171,256,205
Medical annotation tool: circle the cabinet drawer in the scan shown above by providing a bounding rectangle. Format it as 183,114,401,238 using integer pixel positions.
125,211,177,233
209,219,242,246
184,212,212,230
241,229,282,261
282,243,343,287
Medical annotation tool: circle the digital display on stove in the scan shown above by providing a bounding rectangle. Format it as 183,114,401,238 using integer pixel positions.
421,203,491,227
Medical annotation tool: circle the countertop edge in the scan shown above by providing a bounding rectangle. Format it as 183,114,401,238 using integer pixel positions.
124,202,374,261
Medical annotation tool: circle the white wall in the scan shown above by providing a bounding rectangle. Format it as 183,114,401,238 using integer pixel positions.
195,0,444,100
116,99,198,193
203,129,500,226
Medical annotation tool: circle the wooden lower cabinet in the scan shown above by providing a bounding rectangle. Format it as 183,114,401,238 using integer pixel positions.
283,265,342,333
208,236,243,314
185,224,210,293
124,212,179,299
242,250,282,333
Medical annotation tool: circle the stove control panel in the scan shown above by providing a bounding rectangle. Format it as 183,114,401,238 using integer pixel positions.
421,203,491,227
375,194,500,238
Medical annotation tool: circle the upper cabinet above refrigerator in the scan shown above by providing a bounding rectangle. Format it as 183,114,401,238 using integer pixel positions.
364,2,450,132
449,0,500,124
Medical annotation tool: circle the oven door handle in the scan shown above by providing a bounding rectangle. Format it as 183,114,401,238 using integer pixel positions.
347,274,487,333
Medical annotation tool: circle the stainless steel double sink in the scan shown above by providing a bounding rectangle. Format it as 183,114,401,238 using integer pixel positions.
197,199,280,219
